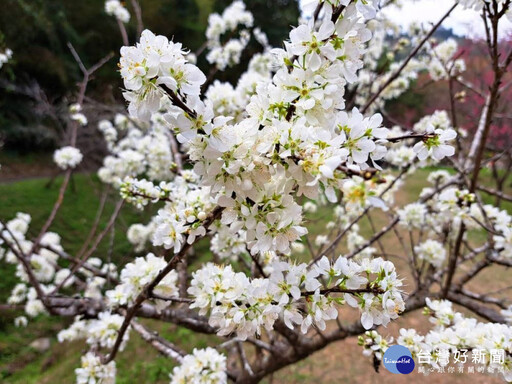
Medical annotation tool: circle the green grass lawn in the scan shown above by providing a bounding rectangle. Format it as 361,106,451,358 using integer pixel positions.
0,167,510,383
0,173,158,382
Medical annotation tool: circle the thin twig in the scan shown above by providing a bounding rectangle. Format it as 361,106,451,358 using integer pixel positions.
361,3,457,113
130,0,144,37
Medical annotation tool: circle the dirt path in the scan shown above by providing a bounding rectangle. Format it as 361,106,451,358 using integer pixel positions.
0,157,56,183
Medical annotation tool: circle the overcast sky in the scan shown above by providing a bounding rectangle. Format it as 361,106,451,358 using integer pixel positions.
301,0,512,39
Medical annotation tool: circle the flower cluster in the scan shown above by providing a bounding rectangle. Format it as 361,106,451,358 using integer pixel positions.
0,47,13,69
123,174,206,253
210,224,248,262
503,306,512,324
119,30,205,120
205,1,254,70
398,298,512,381
341,176,390,214
361,298,512,381
188,256,404,339
53,146,83,170
414,239,446,268
170,347,227,384
69,103,88,126
427,38,465,81
495,226,512,259
351,15,427,113
204,52,273,121
426,169,452,185
302,0,380,21
358,330,392,361
218,174,307,257
98,112,175,185
116,0,462,262
484,203,512,259
420,186,478,232
126,221,156,252
151,175,214,253
120,177,173,209
412,111,457,162
393,175,507,264
398,203,428,229
385,142,416,168
75,352,116,384
342,257,405,329
105,0,130,23
58,312,130,351
14,316,28,327
106,252,179,310
0,212,118,322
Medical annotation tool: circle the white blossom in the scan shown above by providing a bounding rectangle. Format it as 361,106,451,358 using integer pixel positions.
0,48,13,69
170,347,227,384
53,146,83,169
75,352,116,384
14,316,28,327
105,0,130,23
106,253,179,310
414,240,446,268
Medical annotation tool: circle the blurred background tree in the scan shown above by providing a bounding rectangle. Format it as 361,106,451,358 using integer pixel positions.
0,0,300,153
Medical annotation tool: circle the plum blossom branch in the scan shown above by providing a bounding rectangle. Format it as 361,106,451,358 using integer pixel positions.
101,206,223,364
